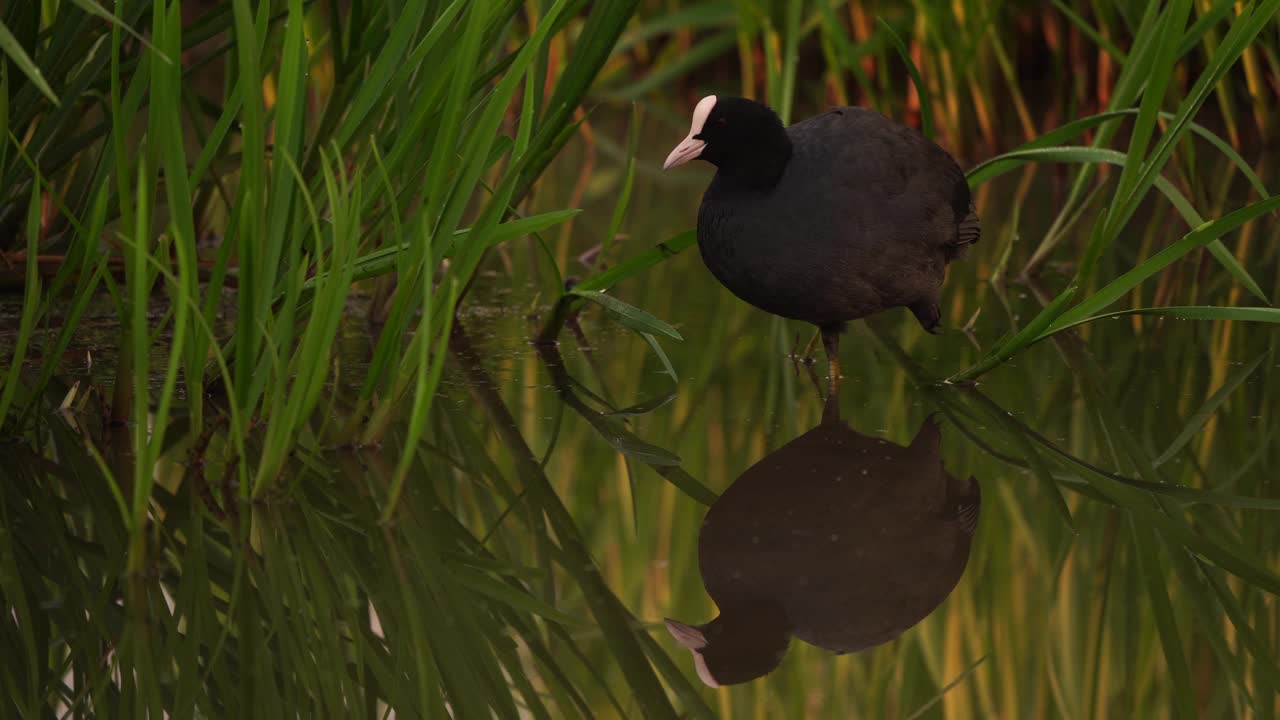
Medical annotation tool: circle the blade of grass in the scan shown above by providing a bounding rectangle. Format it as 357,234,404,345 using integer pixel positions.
599,102,640,270
571,290,684,341
0,19,59,104
0,181,42,427
876,17,932,138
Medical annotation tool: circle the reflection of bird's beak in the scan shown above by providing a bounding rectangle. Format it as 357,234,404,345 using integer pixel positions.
663,137,706,170
665,619,720,687
664,618,707,648
693,651,720,688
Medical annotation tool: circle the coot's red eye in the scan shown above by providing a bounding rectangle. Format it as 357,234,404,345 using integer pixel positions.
716,117,728,127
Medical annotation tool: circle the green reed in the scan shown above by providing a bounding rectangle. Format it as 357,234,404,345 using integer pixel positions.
0,0,656,715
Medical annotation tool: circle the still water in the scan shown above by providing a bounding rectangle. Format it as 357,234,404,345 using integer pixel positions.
3,121,1279,718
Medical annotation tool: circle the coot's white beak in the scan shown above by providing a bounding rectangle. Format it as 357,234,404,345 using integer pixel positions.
663,94,718,170
663,137,706,170
664,618,707,649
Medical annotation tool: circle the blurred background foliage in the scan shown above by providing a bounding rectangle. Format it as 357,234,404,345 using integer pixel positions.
1,0,1280,717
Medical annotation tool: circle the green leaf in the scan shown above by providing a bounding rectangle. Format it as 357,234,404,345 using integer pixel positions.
575,230,697,294
601,103,640,267
967,110,1268,199
570,290,684,341
69,0,171,63
0,19,58,105
300,211,581,293
877,17,932,139
1052,306,1280,336
451,566,589,628
1044,195,1280,336
604,29,737,100
0,180,42,431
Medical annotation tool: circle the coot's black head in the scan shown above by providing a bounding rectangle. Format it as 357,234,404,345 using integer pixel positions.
664,95,792,189
664,601,791,687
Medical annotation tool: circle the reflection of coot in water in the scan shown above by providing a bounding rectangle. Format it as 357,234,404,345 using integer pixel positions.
665,414,980,687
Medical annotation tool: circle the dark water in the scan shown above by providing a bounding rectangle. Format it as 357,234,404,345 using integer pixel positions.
3,127,1279,718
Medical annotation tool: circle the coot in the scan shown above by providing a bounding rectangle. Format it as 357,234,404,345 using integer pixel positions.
664,412,981,687
664,96,979,387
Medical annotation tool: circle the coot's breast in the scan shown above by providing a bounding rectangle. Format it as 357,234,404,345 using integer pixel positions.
696,108,961,326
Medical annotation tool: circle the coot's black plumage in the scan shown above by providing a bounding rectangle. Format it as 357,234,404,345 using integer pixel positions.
664,96,979,385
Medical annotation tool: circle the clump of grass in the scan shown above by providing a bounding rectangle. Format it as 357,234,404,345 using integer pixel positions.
4,0,1280,716
0,0,719,714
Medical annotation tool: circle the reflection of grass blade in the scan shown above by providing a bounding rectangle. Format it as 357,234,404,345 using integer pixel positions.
951,284,1077,382
641,332,680,382
1198,560,1280,696
453,326,686,718
536,344,719,505
1155,354,1265,467
607,391,678,417
904,655,989,720
1130,519,1197,720
1163,548,1260,714
982,396,1075,529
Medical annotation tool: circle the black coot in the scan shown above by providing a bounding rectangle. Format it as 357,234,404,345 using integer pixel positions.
664,408,981,687
664,96,979,387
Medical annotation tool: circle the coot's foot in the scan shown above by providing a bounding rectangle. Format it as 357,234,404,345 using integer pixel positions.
787,330,820,370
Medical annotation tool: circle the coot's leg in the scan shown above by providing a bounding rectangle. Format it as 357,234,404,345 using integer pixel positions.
801,329,820,363
820,325,842,398
788,330,820,366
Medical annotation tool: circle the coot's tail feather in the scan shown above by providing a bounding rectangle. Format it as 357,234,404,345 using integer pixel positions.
946,203,981,262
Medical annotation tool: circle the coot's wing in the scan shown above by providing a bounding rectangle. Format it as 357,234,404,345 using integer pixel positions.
798,107,979,260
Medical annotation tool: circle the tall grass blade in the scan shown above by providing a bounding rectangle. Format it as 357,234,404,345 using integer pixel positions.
571,290,685,341
877,17,933,138
0,20,59,104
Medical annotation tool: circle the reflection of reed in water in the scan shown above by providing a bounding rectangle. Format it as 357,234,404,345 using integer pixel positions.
666,409,980,687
